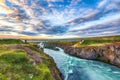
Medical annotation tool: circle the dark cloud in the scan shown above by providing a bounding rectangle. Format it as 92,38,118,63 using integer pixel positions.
46,26,69,35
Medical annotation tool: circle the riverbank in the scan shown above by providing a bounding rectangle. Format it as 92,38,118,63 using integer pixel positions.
45,41,120,68
0,39,63,80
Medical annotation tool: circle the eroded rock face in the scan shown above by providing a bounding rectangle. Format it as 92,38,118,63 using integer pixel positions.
45,42,120,67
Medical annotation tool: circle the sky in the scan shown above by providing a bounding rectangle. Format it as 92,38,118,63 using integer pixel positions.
0,0,120,39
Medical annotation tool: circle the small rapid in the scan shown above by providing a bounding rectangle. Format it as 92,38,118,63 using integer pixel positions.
44,47,120,80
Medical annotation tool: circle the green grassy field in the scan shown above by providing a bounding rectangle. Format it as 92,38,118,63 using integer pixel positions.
77,40,114,47
61,35,120,41
0,39,53,80
0,46,53,80
0,39,24,44
45,36,120,47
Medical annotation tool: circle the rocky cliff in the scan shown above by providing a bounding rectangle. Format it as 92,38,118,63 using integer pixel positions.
45,42,120,68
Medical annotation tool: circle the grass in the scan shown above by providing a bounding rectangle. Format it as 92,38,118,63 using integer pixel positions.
78,40,113,47
0,39,24,45
46,36,120,47
0,47,53,80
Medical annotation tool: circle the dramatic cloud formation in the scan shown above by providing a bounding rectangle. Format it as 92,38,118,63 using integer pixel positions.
0,0,120,38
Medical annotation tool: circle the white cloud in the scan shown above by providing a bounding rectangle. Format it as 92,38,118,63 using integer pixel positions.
97,0,108,8
47,0,63,2
69,12,120,31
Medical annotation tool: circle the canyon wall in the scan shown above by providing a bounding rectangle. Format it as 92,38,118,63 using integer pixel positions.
45,42,120,67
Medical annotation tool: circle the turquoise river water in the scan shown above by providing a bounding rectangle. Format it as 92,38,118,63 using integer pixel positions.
44,47,120,80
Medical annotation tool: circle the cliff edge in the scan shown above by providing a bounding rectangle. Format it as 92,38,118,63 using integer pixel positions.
45,42,120,68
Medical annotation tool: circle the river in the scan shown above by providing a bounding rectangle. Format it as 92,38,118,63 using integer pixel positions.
44,47,120,80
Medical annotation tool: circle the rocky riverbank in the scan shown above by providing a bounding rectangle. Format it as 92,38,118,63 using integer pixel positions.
45,42,120,68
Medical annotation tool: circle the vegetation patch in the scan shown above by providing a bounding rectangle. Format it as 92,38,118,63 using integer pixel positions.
0,47,53,80
46,39,120,48
0,39,24,45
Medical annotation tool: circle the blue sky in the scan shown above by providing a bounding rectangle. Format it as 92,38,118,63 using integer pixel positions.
0,0,120,38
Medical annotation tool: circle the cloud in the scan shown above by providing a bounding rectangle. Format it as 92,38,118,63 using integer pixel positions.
97,0,108,8
0,0,120,38
68,12,120,31
47,0,63,2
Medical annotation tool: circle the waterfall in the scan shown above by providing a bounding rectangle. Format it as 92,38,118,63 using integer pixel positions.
39,41,45,48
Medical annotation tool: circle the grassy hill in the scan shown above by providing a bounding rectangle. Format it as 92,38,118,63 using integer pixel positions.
0,39,61,80
0,47,52,80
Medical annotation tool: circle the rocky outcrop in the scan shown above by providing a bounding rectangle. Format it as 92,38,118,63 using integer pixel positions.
45,42,120,68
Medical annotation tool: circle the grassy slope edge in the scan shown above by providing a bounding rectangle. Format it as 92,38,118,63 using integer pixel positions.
0,39,62,80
